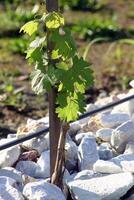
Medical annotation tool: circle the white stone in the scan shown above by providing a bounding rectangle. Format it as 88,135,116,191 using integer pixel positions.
17,118,48,137
22,132,49,154
7,134,17,139
99,113,130,128
97,143,113,160
0,139,21,168
78,136,99,171
16,161,41,178
112,153,134,173
74,132,94,145
93,160,122,173
27,117,49,127
86,103,98,112
96,128,113,142
69,170,103,182
111,90,134,116
0,176,17,187
36,150,50,178
68,121,81,137
130,80,134,88
65,136,78,171
23,181,66,200
68,172,134,200
124,142,134,154
0,185,24,200
0,167,23,183
132,114,134,121
111,120,134,153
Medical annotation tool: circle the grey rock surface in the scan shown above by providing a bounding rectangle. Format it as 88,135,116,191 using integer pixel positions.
99,113,130,128
68,172,134,200
22,132,49,154
93,160,122,174
0,139,21,168
78,136,99,171
23,181,66,200
97,143,113,160
0,167,23,184
0,185,24,200
16,160,41,178
36,150,50,178
96,128,113,142
111,120,134,153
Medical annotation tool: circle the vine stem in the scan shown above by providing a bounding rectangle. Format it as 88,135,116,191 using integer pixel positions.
46,0,69,189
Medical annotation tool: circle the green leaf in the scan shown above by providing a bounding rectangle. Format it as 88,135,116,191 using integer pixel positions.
31,69,45,94
56,91,86,122
51,28,77,60
56,92,79,122
31,69,52,94
26,47,42,63
20,20,39,36
45,12,64,29
51,49,61,60
30,37,46,48
56,56,94,93
56,61,69,70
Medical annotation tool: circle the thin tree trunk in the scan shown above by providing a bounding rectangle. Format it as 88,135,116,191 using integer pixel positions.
46,0,69,189
46,0,61,181
51,122,69,188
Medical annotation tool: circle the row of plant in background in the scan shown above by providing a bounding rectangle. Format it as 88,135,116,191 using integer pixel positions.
0,0,105,11
71,15,119,40
60,0,106,11
0,74,24,109
0,3,39,32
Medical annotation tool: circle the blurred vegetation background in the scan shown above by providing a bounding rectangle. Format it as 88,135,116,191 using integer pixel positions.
0,0,134,135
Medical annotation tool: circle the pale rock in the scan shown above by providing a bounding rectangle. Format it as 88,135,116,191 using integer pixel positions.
27,117,49,127
124,142,134,154
99,113,130,128
78,136,99,171
63,169,71,184
17,118,48,137
23,181,66,200
74,131,94,145
22,132,49,154
0,139,21,167
112,153,134,173
86,103,98,112
111,89,134,116
130,80,134,88
132,114,134,121
36,150,50,178
65,136,78,171
0,167,23,183
16,160,41,178
68,121,81,137
7,133,17,139
93,160,122,173
97,143,113,160
96,128,113,142
0,176,17,187
111,120,134,153
68,172,134,200
0,185,24,200
69,170,104,182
